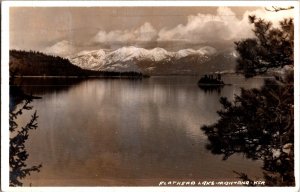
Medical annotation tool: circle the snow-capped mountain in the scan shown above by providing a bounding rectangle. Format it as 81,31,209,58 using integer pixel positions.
69,46,236,75
174,46,217,59
147,47,174,61
70,49,106,70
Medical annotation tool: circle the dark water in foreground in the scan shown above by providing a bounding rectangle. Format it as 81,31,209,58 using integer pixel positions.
15,75,267,186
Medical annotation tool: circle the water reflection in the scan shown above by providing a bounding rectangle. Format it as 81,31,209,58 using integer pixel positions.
198,84,224,94
17,75,266,186
13,77,84,96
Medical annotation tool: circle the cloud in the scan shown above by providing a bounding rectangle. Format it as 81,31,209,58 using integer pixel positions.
158,7,294,43
91,7,294,46
158,7,251,43
92,22,157,43
44,40,75,57
48,7,294,56
134,22,158,41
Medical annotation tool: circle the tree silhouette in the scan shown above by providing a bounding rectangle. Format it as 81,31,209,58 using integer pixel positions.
235,16,293,77
201,15,294,186
9,74,42,186
265,6,294,12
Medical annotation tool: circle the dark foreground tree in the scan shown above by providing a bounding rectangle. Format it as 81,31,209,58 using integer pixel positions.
235,16,293,77
9,75,42,186
201,15,294,186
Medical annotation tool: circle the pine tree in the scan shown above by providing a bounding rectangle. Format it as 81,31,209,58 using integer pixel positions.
235,16,293,77
9,74,42,186
201,15,294,186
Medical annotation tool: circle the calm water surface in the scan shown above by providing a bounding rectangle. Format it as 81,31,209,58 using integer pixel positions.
16,75,267,186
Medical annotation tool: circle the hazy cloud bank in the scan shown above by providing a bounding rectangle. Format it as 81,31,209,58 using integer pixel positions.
44,7,294,57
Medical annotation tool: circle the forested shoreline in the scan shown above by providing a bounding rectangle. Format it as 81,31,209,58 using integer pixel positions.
9,50,145,78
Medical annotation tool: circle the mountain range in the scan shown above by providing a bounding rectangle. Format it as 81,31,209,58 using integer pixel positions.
9,50,144,78
69,46,238,75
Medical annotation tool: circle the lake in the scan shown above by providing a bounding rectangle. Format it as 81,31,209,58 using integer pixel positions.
15,75,267,186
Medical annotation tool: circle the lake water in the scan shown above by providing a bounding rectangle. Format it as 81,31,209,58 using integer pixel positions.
15,75,267,186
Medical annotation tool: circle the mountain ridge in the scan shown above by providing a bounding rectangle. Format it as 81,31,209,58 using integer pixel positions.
9,50,144,78
69,46,236,75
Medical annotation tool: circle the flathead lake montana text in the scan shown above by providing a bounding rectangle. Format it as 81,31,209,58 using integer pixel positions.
16,75,268,186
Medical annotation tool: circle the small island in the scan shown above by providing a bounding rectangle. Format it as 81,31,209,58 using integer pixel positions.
198,74,225,86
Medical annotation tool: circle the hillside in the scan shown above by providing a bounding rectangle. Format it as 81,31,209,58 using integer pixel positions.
9,50,144,77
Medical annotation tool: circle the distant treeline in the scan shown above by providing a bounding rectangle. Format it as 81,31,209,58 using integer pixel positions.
9,50,145,78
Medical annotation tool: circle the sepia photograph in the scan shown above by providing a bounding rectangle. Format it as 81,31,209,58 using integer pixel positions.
1,1,299,191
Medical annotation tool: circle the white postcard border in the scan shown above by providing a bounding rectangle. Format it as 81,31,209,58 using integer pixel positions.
1,1,299,192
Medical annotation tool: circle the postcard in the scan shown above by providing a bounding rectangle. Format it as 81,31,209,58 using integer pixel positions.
1,1,299,192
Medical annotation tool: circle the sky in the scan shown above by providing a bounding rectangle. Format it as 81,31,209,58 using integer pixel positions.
9,6,294,57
